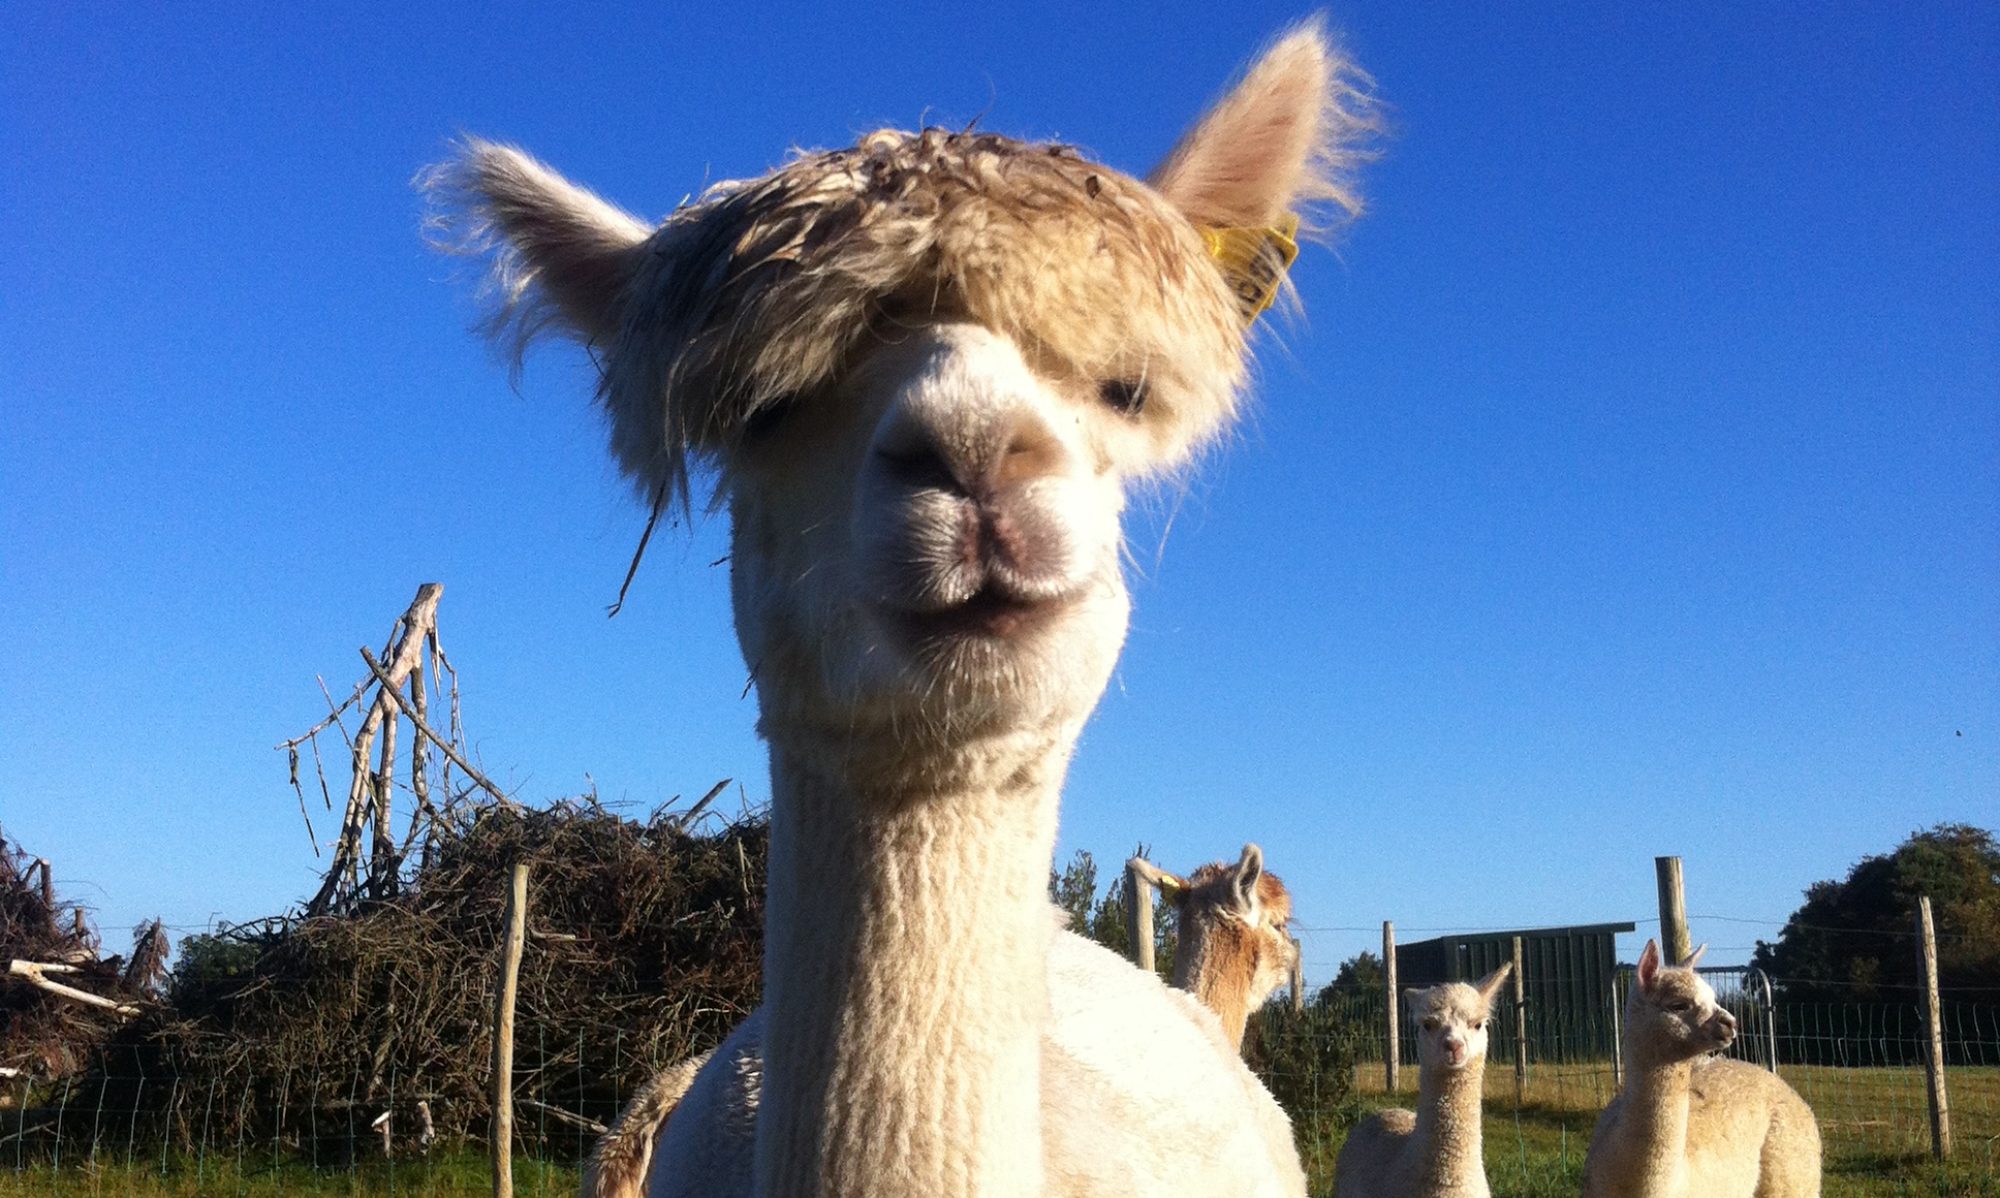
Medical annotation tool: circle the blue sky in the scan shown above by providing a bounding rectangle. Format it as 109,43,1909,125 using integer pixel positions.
4,2,1995,987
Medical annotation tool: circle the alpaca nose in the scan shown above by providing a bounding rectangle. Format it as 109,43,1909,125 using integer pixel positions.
875,412,1065,503
871,322,1076,502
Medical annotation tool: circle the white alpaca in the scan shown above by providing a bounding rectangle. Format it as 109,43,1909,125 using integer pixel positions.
587,843,1293,1198
432,21,1374,1198
1581,940,1821,1198
1130,844,1298,1049
1332,965,1511,1198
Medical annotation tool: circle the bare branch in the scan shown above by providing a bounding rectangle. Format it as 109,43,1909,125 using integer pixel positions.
361,647,516,809
7,960,141,1018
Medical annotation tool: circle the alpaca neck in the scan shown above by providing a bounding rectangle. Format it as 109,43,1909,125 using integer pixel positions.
1208,989,1251,1051
1174,939,1252,1048
753,728,1070,1198
1412,1060,1486,1190
1618,1049,1694,1172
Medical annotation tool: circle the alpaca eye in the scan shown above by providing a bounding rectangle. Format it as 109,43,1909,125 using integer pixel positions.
1098,379,1148,416
1471,1020,1484,1031
741,396,797,443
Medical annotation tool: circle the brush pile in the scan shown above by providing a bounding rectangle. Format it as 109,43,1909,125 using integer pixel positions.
55,798,764,1161
0,831,166,1086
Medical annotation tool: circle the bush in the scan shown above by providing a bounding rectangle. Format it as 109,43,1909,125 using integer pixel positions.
1245,999,1362,1180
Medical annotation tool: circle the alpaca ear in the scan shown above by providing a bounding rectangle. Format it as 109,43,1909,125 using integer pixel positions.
1681,943,1708,970
423,138,653,351
1148,18,1370,230
1636,939,1662,993
1474,962,1513,1007
1232,844,1265,916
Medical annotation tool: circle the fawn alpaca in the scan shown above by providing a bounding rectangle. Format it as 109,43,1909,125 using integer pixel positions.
1581,940,1820,1198
1130,844,1298,1049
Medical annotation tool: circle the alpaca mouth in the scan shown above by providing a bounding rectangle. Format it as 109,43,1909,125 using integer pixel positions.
893,587,1068,642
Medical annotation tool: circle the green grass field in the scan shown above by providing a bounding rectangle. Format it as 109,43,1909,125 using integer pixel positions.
1,1064,1993,1196
1316,1061,2000,1198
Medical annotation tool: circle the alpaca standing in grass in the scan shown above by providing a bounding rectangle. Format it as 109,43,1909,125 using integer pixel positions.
431,20,1375,1198
1332,964,1511,1198
1581,940,1820,1198
589,842,1295,1198
1130,844,1298,1049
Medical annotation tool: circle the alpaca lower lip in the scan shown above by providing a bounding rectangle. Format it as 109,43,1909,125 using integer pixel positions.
895,589,1064,641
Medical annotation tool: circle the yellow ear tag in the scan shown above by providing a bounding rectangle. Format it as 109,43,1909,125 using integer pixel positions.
1200,212,1301,324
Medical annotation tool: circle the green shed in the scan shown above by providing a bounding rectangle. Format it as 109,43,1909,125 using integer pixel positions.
1395,921,1635,1063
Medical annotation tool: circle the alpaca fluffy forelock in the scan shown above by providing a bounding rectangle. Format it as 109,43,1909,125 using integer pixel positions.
609,129,1252,508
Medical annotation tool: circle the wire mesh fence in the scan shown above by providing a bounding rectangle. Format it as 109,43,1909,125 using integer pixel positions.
5,976,1995,1197
0,1016,677,1197
1260,970,1999,1193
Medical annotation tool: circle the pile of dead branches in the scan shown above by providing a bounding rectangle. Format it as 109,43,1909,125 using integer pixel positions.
58,797,764,1161
0,830,166,1085
47,796,764,1160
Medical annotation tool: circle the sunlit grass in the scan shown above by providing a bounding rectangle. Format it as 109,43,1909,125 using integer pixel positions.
0,1151,576,1198
3,1065,1995,1197
1319,1060,2000,1198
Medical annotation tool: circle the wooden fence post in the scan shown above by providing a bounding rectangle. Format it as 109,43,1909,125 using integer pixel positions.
491,863,529,1198
1383,920,1400,1094
1917,895,1952,1160
1289,938,1305,1014
1655,856,1690,966
1511,935,1528,1103
1125,860,1155,974
1609,972,1624,1089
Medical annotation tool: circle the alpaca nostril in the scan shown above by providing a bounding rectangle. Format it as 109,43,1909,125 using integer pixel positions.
990,418,1065,489
876,439,961,494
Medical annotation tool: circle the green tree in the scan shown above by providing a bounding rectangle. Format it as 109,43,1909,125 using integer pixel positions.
1047,846,1176,978
1331,950,1383,991
1049,849,1099,936
1751,823,2000,1004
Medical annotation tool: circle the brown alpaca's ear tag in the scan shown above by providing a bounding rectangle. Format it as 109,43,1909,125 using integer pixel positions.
1201,212,1300,324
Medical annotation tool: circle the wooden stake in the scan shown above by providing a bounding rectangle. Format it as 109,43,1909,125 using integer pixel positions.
1383,920,1400,1093
1609,973,1624,1089
1511,935,1528,1103
1655,856,1690,966
1917,895,1952,1160
1125,860,1155,974
491,863,529,1198
1289,938,1305,1014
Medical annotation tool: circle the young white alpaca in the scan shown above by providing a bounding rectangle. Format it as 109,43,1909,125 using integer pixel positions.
1581,940,1821,1198
1130,844,1298,1049
585,843,1293,1198
1332,965,1512,1198
432,21,1373,1198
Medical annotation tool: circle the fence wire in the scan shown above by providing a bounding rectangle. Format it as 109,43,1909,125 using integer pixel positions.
1261,970,1997,1194
5,971,1997,1197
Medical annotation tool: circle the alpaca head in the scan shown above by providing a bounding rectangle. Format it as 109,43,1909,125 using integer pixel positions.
1627,939,1736,1064
1405,963,1511,1074
428,23,1373,751
1133,844,1297,1016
